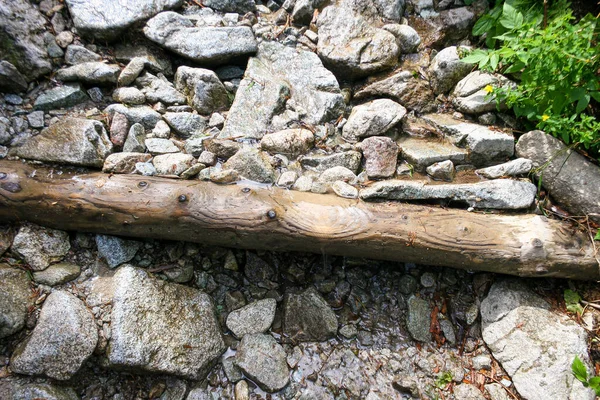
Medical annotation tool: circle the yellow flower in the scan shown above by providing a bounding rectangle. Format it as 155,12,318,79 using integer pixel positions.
542,115,550,122
484,85,494,94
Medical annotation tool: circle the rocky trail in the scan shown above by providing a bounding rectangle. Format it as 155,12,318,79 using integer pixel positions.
1,0,600,399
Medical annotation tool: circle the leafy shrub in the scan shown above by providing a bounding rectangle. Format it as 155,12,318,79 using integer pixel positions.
462,1,600,158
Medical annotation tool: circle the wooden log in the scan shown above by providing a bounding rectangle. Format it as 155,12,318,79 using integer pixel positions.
0,160,597,280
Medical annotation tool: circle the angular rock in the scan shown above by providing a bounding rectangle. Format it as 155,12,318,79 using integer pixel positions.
135,162,157,176
32,262,81,286
27,111,44,129
481,280,594,400
383,24,420,53
64,44,102,65
174,67,229,115
204,138,240,159
123,123,146,153
219,41,344,139
300,151,362,174
428,46,472,95
426,160,455,181
144,12,257,64
406,295,431,342
110,113,130,147
318,166,358,185
332,181,358,199
226,298,277,338
235,334,289,392
198,151,217,166
11,224,70,271
103,152,153,174
452,71,513,114
283,287,337,342
153,153,197,176
96,234,141,268
0,264,32,339
112,87,145,105
291,0,327,24
476,158,533,179
10,117,112,167
10,291,97,380
223,147,275,183
360,179,537,209
151,120,170,139
358,136,398,179
423,114,515,166
56,62,121,85
118,57,146,86
342,99,406,142
107,266,225,379
115,44,173,76
316,0,399,78
163,112,207,139
65,0,184,41
260,129,314,157
516,130,600,223
203,0,256,13
409,7,477,49
0,61,28,93
136,73,186,105
33,83,88,111
398,135,469,171
104,104,162,130
145,138,180,154
0,0,52,81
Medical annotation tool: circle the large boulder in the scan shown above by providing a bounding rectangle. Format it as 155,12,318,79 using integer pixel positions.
10,291,97,380
0,0,52,81
65,0,183,41
219,41,344,139
144,11,257,64
516,130,600,223
0,264,32,339
107,266,225,379
11,224,70,271
481,280,595,400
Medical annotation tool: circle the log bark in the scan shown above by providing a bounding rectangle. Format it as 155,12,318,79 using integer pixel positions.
0,160,597,280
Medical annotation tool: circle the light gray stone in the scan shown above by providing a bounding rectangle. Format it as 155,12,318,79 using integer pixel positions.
197,151,217,166
135,162,157,176
406,295,431,342
55,31,74,48
118,57,146,86
204,138,240,159
476,158,533,179
123,123,146,153
96,234,141,268
152,120,171,139
516,130,600,223
332,181,358,199
26,111,45,129
10,117,112,167
11,383,79,400
137,73,186,105
174,66,229,115
223,147,276,183
64,45,102,65
300,151,362,173
104,104,162,130
56,62,121,85
342,99,406,142
481,280,595,400
452,71,514,114
144,11,257,64
426,160,455,181
115,44,173,76
65,0,184,41
235,334,289,392
260,129,314,157
112,87,145,105
219,41,344,139
284,287,337,342
318,166,358,185
453,384,486,400
358,136,398,179
383,23,420,53
163,112,207,139
226,298,276,338
32,262,81,286
11,224,70,271
292,175,314,191
398,135,469,171
0,264,32,338
153,153,197,176
428,46,472,95
0,61,28,93
107,266,225,379
10,291,97,380
360,179,537,209
277,171,298,187
33,83,88,111
103,152,153,174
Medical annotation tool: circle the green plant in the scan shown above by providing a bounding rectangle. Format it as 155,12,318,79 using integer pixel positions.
435,371,453,389
595,231,600,240
572,356,600,395
564,289,584,315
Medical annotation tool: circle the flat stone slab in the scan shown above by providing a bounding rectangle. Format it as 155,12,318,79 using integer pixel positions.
398,136,469,170
359,179,537,209
107,266,225,379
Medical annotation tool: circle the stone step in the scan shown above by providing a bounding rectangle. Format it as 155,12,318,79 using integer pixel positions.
398,135,469,171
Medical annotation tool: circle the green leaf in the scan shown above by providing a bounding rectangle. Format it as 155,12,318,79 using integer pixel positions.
590,92,600,103
473,15,495,36
565,289,582,305
461,50,489,64
500,2,523,29
576,95,590,114
490,53,500,71
588,376,600,386
567,303,584,315
504,61,525,74
572,356,588,383
594,231,600,241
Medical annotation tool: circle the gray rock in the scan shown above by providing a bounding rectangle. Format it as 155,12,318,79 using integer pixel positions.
300,151,362,173
136,73,186,105
339,324,358,339
0,119,11,146
33,83,89,111
163,112,207,139
153,153,197,176
87,87,104,103
291,0,327,24
11,224,70,271
203,0,256,13
415,7,477,49
204,138,240,159
428,46,472,95
0,0,52,81
260,129,314,157
32,262,81,286
118,57,146,86
26,111,45,129
398,135,469,171
235,334,289,392
293,175,314,192
110,112,130,147
406,295,431,342
318,166,357,185
65,0,184,41
184,137,208,157
174,66,229,115
358,136,398,179
209,168,239,183
316,0,399,78
103,152,153,174
223,147,276,183
423,113,515,166
112,87,146,105
332,181,358,199
476,158,533,179
485,383,512,400
56,62,121,85
96,234,141,268
343,99,406,142
222,356,243,383
0,61,28,93
11,383,79,400
374,0,405,21
10,117,112,167
123,123,147,153
144,12,257,64
0,264,32,338
453,384,486,400
452,71,514,114
277,171,298,187
383,24,420,53
284,287,338,342
10,291,97,380
104,104,162,130
226,298,277,338
151,120,170,139
481,280,595,400
107,266,225,379
135,162,157,176
360,179,537,209
516,130,600,223
115,44,173,76
197,151,217,166
64,45,102,65
426,160,455,181
220,41,343,139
